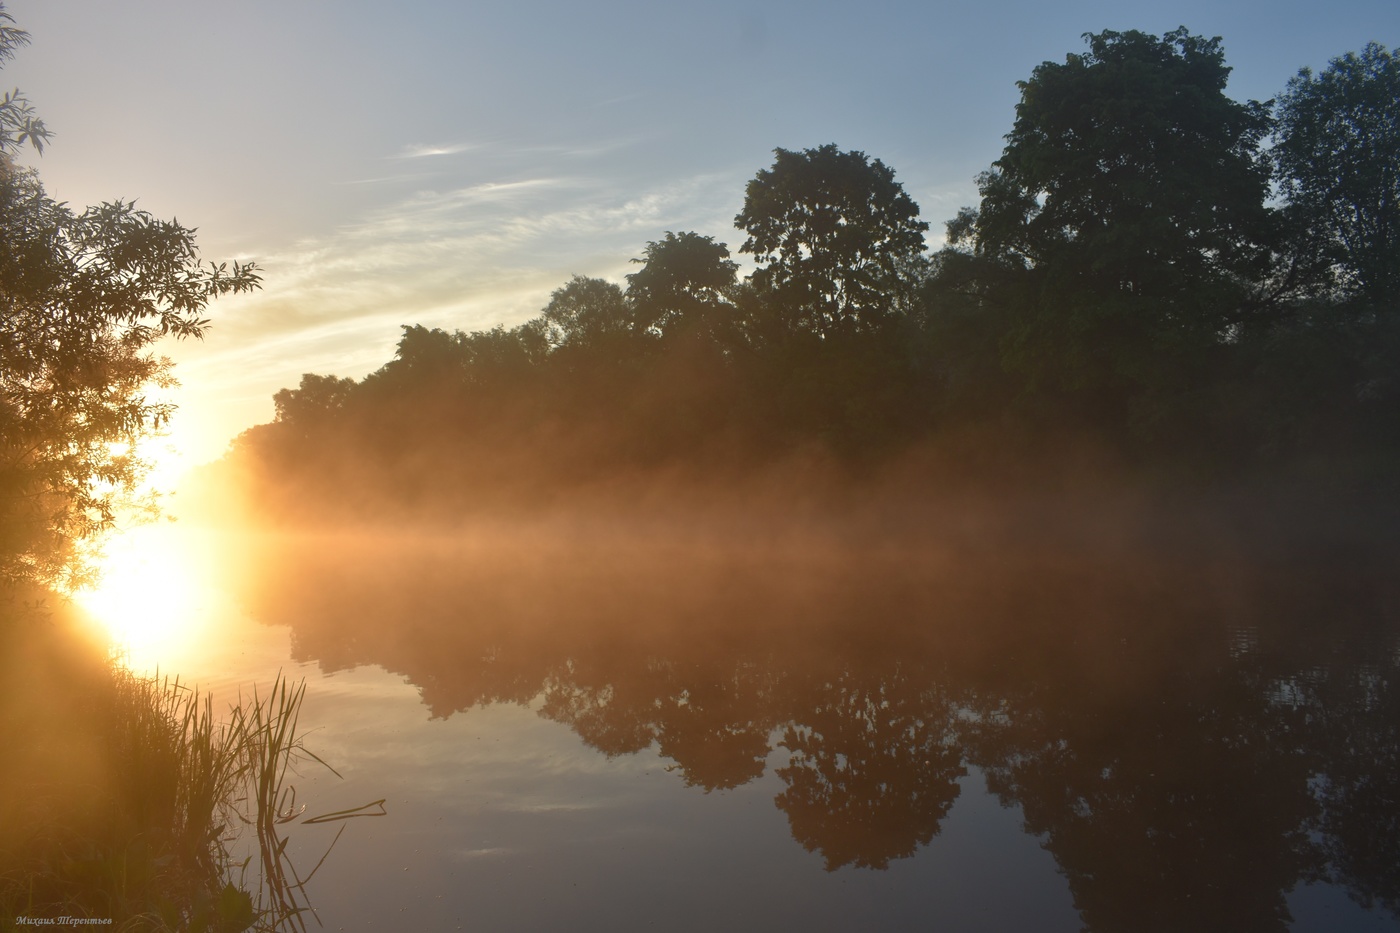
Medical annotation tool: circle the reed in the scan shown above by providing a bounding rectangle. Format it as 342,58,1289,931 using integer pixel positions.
0,604,364,933
223,675,347,933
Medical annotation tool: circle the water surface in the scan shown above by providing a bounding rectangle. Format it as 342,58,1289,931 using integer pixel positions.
86,515,1400,932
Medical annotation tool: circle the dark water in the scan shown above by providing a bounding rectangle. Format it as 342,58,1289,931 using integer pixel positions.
120,513,1400,932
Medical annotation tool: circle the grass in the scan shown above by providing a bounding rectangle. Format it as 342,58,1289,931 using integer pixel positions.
226,676,343,933
0,590,376,932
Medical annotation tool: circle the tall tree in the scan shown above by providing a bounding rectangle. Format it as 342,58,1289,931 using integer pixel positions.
0,7,259,588
272,373,358,429
736,145,928,336
625,231,737,340
1274,42,1400,307
951,29,1275,401
539,275,631,353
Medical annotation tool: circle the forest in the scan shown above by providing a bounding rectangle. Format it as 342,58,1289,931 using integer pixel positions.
222,29,1400,527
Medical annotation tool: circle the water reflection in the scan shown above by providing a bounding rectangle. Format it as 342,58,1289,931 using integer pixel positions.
212,522,1399,931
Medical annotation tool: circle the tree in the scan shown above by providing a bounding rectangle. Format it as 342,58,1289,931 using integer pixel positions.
965,28,1274,285
361,322,547,397
0,7,259,588
0,8,46,155
272,374,358,428
368,325,465,391
624,231,737,339
949,28,1275,401
1274,43,1400,307
539,275,630,352
735,144,928,335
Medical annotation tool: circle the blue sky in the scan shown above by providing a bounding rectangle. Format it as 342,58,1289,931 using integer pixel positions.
5,0,1396,463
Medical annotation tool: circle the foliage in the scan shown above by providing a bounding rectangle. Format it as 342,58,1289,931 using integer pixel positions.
964,28,1274,278
273,374,358,430
539,275,631,353
625,231,738,340
224,31,1400,519
736,144,928,336
950,28,1276,407
0,590,372,930
1273,42,1400,306
0,7,46,154
0,7,259,589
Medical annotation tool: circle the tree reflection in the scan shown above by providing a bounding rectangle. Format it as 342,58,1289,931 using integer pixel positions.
221,527,1400,930
1294,638,1400,916
775,662,964,870
970,654,1319,932
539,656,778,790
650,659,777,791
540,659,660,757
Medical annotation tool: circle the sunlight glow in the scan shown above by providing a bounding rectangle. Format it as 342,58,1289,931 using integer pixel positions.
76,523,210,673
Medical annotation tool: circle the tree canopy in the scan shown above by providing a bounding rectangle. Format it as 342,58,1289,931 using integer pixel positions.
736,145,928,336
963,28,1274,278
1274,42,1400,307
947,28,1277,404
625,231,738,340
224,29,1400,522
0,10,259,587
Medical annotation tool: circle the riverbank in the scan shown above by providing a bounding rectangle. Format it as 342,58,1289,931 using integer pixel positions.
0,588,334,933
0,589,256,930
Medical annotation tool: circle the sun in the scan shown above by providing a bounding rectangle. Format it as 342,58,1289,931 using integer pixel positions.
76,523,208,672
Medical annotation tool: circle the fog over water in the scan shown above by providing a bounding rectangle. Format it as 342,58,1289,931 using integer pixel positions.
88,467,1400,931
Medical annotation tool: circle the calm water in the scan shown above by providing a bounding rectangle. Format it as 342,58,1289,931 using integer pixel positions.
86,514,1400,932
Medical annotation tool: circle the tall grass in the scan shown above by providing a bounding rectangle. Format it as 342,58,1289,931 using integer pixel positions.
0,600,372,932
224,676,349,933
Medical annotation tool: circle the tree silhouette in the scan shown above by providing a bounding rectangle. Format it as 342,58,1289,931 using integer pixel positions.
736,145,928,337
949,28,1274,409
1274,42,1400,307
540,275,633,354
218,35,1400,522
0,7,258,587
625,231,738,341
273,374,357,430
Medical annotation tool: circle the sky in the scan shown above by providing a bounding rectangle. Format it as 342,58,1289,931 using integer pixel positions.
4,0,1397,468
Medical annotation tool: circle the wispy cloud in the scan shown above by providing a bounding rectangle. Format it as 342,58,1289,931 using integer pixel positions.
336,171,444,186
393,142,478,159
222,170,738,338
515,136,648,159
173,165,749,458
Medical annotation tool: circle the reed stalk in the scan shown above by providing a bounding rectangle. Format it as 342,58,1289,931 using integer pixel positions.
0,613,370,933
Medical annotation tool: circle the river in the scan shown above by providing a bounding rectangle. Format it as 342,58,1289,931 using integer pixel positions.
79,513,1400,932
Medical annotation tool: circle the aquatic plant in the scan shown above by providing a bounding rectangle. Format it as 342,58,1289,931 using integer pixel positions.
224,675,384,933
0,604,377,932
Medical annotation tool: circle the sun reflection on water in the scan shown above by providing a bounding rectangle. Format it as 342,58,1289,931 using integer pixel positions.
76,522,211,673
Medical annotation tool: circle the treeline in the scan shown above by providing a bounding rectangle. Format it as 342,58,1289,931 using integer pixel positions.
228,30,1400,517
